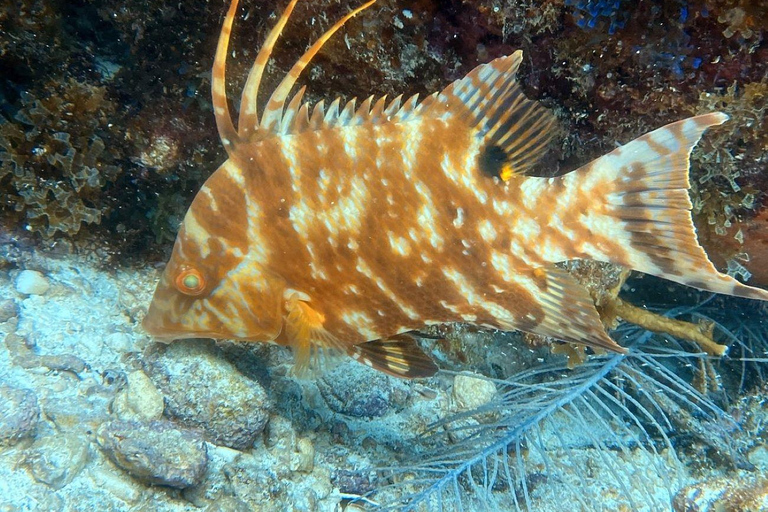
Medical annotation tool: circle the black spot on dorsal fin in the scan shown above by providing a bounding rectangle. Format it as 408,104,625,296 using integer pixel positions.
428,51,559,180
478,144,509,180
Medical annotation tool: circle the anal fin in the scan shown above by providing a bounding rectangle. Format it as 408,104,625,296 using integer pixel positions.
349,333,439,379
509,266,627,354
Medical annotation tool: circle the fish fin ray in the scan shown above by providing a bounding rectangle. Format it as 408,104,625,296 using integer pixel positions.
349,333,439,379
212,0,241,151
279,85,306,134
284,296,347,378
569,113,768,301
260,0,377,132
429,51,558,179
238,0,300,137
501,266,626,353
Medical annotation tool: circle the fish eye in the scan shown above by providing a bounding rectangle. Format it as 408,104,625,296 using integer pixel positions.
175,266,206,296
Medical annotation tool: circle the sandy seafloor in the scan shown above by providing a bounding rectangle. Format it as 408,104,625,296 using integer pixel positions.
1,249,767,512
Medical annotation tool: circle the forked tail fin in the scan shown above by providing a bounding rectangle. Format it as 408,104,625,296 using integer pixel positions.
562,113,768,301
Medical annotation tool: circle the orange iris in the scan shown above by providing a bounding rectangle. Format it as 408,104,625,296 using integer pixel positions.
175,267,206,296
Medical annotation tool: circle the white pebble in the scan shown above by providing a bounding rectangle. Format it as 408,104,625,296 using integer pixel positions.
112,370,164,421
106,332,133,353
15,270,50,296
453,373,497,411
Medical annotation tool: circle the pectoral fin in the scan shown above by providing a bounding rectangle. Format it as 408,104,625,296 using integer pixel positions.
284,293,344,377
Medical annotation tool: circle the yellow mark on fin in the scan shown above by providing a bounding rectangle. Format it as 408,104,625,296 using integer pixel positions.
500,163,515,182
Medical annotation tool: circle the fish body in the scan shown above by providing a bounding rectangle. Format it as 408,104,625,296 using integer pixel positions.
143,0,768,378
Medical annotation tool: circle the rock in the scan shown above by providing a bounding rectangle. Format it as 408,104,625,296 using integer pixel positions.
0,298,18,322
331,469,374,496
112,370,164,421
24,434,90,489
88,466,143,505
204,496,252,512
96,419,208,489
317,362,411,418
748,444,768,470
42,395,109,434
144,341,270,450
15,270,50,295
453,373,497,411
290,437,315,473
673,476,768,512
105,332,133,353
0,386,39,446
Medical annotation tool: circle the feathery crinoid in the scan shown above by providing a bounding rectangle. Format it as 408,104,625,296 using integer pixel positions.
367,308,745,511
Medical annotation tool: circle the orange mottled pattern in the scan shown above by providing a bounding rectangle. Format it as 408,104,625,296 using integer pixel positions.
143,0,768,378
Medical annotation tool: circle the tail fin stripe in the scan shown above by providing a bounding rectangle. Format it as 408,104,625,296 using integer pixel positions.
564,112,768,302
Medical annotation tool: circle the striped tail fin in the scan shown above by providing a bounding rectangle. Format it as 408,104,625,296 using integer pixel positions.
562,112,768,301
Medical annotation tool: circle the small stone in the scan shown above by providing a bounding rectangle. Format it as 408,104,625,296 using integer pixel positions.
105,332,133,353
112,370,164,421
96,419,208,489
24,434,90,489
0,386,39,446
453,373,497,411
317,362,411,418
290,437,315,473
15,270,50,295
42,395,109,434
331,469,373,496
144,341,270,450
673,476,768,512
748,444,768,470
88,467,143,505
204,496,252,512
0,298,18,322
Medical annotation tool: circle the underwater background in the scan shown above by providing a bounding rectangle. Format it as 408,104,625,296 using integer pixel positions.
1,0,767,510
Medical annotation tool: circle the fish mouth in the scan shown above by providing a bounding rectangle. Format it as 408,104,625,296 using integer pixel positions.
141,312,195,340
141,312,233,341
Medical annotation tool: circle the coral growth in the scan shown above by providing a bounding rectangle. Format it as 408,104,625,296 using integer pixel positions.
565,0,631,34
690,81,768,276
0,80,119,237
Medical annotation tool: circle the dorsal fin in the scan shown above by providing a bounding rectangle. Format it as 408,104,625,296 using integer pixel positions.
354,96,374,123
211,0,241,153
279,86,306,134
324,97,342,125
238,0,300,138
338,98,357,125
428,51,558,179
309,100,325,130
294,102,311,133
384,95,403,117
369,96,388,123
394,93,420,122
260,0,377,133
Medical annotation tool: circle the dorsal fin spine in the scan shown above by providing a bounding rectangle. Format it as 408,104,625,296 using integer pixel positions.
212,0,241,152
260,0,377,132
238,0,300,137
324,98,342,124
281,86,306,133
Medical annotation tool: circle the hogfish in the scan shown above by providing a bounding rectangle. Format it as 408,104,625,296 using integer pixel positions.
142,0,768,378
